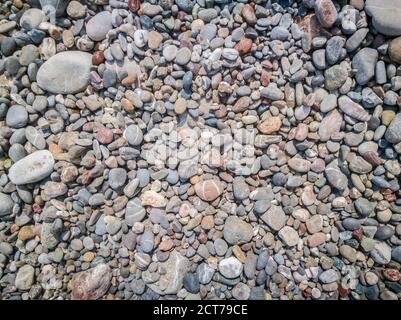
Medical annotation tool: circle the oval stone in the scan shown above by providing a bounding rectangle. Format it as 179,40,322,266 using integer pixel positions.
37,51,92,94
194,180,224,202
86,11,113,41
8,150,55,185
70,263,112,300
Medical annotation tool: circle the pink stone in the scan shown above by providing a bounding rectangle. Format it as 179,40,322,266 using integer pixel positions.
307,232,326,247
43,181,68,199
96,127,114,144
294,123,309,141
70,264,112,300
319,110,342,142
194,180,224,202
314,0,338,29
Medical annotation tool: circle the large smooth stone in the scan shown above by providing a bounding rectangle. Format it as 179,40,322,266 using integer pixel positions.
37,51,92,94
338,96,370,122
8,150,55,185
147,251,189,295
194,180,224,202
70,263,112,300
86,11,113,41
365,0,401,36
352,48,378,85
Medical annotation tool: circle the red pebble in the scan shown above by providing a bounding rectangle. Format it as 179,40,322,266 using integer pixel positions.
92,51,105,65
96,127,114,144
128,0,141,12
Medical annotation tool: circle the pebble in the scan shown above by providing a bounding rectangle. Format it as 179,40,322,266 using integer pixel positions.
314,0,338,29
224,216,253,245
70,264,112,300
15,265,35,290
219,257,243,279
6,105,28,129
37,51,92,94
86,11,113,41
8,150,55,185
194,180,224,202
0,193,13,217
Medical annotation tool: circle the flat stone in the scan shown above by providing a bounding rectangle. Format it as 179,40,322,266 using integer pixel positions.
319,110,342,141
365,0,401,36
37,51,92,94
257,116,282,134
385,113,401,144
20,8,45,30
325,166,348,190
314,0,338,29
6,105,28,129
219,257,243,279
260,205,287,231
140,190,167,207
371,242,392,265
0,193,13,217
278,226,299,247
194,180,224,202
8,150,55,185
338,96,370,122
224,216,253,245
288,158,311,173
71,264,112,300
124,124,143,146
15,265,35,290
352,48,378,85
86,11,113,41
147,251,189,295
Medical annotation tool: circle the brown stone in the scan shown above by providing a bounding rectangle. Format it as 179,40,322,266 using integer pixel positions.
70,264,112,300
96,127,113,144
235,37,252,54
389,36,401,64
307,232,326,247
18,225,35,241
257,116,282,134
194,180,224,202
61,165,78,183
383,268,401,282
294,123,308,141
288,158,311,173
319,109,342,141
92,51,104,65
43,181,68,199
128,0,141,12
241,4,257,25
140,190,167,207
201,215,214,230
121,98,134,113
159,238,174,251
148,31,163,50
338,284,350,298
362,151,383,167
83,252,95,262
